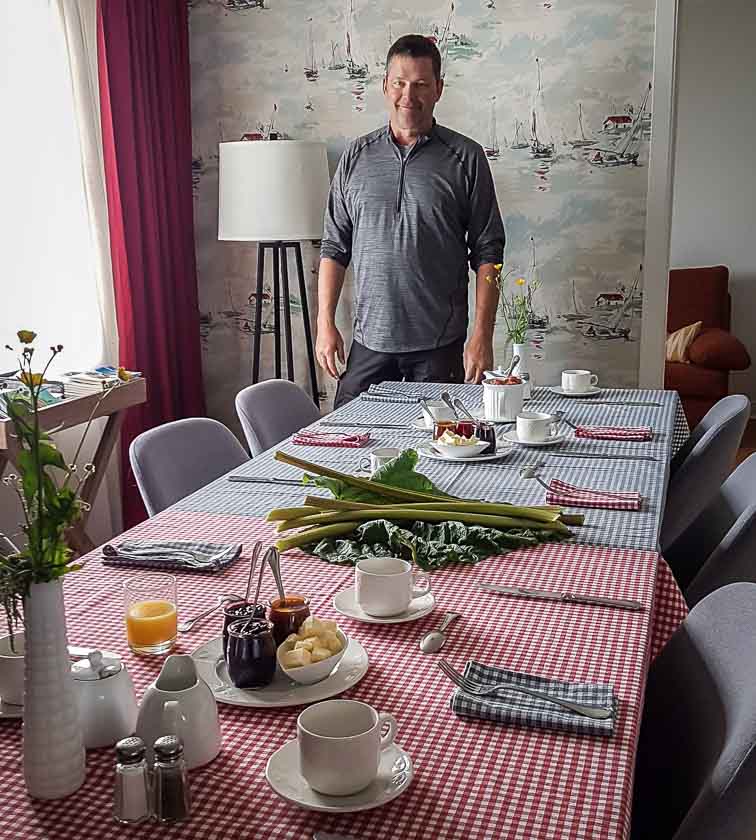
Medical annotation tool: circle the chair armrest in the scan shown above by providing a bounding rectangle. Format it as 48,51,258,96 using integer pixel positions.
688,328,751,371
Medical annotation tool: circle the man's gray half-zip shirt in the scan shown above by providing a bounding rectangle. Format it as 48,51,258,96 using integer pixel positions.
320,122,506,354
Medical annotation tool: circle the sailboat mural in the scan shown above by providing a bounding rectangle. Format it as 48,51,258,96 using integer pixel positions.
189,0,656,421
530,59,555,159
568,103,596,148
304,19,318,81
526,236,550,330
511,120,529,150
590,84,651,168
484,96,500,160
344,0,368,79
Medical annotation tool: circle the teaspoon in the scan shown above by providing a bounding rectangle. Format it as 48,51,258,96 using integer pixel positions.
419,612,462,654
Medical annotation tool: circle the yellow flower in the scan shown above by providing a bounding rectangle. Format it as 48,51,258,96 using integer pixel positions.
17,330,37,344
117,367,132,382
515,277,526,286
494,263,503,271
20,371,44,387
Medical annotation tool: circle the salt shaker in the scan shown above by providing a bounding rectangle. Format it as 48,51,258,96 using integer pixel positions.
153,735,191,823
113,736,150,824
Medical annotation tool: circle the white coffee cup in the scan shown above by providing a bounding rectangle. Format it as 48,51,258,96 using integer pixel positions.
420,399,454,429
298,699,398,795
355,556,431,617
516,411,561,443
359,446,401,474
562,369,598,393
482,380,525,421
0,633,25,706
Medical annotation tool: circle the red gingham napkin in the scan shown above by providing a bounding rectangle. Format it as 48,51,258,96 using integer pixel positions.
574,424,653,441
546,478,642,510
291,430,371,448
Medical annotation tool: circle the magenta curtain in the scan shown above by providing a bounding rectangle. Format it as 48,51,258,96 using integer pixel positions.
98,0,206,527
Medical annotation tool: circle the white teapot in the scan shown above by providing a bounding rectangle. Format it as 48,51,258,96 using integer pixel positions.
71,650,138,749
136,654,221,769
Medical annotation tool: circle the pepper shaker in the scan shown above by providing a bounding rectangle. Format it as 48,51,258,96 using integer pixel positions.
113,736,150,824
152,735,191,823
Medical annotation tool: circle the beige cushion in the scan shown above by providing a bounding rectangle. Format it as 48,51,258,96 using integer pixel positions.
665,321,703,363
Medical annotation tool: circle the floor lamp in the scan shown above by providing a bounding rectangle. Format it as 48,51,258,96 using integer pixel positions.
218,140,331,407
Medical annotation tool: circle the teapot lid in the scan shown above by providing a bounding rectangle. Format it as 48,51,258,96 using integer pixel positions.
71,650,122,680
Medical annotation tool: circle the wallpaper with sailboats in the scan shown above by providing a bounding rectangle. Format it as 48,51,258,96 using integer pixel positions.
189,0,655,429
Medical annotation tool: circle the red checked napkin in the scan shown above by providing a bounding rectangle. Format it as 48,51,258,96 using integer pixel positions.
574,425,653,441
545,478,642,510
291,430,371,448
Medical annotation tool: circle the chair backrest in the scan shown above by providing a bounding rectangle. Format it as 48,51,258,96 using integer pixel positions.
667,265,731,333
129,417,248,516
632,583,756,840
661,394,750,552
664,454,756,604
235,380,320,456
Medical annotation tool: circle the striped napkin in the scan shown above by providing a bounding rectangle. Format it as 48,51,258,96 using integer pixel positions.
102,540,242,572
545,478,642,510
574,424,653,441
291,430,370,448
360,385,426,404
450,661,617,737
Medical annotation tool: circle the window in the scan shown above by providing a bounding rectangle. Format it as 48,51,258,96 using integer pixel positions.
0,3,103,373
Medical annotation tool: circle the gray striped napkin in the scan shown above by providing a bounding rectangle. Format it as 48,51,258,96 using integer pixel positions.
450,660,617,737
360,385,425,404
102,539,242,573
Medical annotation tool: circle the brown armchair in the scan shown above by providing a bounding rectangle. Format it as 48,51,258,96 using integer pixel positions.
665,265,751,426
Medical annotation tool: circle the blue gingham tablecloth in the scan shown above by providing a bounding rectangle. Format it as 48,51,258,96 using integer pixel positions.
173,384,688,552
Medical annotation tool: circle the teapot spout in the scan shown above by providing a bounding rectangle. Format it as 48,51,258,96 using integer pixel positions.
155,654,198,692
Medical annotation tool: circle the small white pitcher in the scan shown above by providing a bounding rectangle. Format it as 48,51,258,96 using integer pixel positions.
136,654,221,769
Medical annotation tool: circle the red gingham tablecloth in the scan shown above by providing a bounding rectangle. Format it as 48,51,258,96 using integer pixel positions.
0,510,688,840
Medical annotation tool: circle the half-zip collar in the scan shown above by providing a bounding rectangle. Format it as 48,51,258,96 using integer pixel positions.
387,123,435,213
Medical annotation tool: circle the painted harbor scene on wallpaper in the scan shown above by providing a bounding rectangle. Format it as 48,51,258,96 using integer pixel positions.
190,0,654,420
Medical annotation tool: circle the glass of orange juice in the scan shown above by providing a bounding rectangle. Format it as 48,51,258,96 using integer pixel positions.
124,573,178,655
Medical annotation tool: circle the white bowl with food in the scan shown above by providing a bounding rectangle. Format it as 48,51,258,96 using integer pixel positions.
277,617,348,686
431,430,490,459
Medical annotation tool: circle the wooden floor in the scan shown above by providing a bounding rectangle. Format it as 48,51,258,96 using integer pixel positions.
736,418,756,466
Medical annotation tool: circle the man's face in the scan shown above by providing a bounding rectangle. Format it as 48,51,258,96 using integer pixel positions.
383,55,443,134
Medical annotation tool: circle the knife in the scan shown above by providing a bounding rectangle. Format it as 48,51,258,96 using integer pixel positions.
540,451,658,462
479,582,644,612
320,420,421,430
577,401,664,407
227,475,304,486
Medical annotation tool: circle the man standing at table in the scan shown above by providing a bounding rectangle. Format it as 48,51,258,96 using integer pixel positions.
316,34,505,408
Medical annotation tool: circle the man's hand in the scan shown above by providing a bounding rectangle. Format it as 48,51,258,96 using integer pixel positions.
316,321,345,380
463,330,493,383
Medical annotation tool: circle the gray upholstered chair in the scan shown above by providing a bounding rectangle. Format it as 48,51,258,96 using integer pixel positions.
660,394,750,553
632,582,756,839
664,453,756,604
235,379,320,456
129,417,248,516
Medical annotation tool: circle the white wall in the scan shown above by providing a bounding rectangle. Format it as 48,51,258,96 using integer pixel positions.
670,0,756,400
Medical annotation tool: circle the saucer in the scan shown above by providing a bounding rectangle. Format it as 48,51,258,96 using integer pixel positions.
192,636,368,708
501,429,568,447
333,587,435,624
410,417,433,432
266,739,413,813
0,698,23,720
548,386,602,398
417,442,510,463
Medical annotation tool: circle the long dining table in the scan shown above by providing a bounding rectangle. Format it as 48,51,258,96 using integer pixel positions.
0,384,689,840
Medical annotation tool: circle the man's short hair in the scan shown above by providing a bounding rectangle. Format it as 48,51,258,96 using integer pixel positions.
385,35,442,82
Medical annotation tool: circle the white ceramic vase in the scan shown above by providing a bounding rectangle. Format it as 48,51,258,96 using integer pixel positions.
23,580,85,800
511,341,532,399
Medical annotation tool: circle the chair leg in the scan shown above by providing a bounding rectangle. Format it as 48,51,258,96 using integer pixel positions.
272,242,281,379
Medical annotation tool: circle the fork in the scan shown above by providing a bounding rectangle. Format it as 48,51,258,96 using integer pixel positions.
438,659,613,720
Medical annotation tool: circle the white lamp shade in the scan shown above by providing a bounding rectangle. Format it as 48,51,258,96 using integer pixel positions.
218,140,331,242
